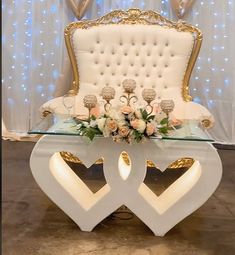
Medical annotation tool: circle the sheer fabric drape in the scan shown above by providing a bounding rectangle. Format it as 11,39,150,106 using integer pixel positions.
2,0,234,143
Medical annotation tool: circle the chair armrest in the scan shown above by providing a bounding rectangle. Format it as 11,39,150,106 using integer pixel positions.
173,101,214,128
39,97,65,117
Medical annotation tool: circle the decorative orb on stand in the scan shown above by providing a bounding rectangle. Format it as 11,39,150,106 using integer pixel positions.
101,86,116,112
120,79,138,106
160,99,175,126
83,95,97,118
142,88,156,114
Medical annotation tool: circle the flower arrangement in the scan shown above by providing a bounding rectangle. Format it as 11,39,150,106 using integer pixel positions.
76,105,169,143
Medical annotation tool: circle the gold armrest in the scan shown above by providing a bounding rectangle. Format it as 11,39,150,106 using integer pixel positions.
42,110,52,118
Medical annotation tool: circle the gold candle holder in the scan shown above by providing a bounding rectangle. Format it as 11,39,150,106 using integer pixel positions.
120,79,138,106
160,99,175,126
142,88,156,114
83,95,97,118
101,86,115,112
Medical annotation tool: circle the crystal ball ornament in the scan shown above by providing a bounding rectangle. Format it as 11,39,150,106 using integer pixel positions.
122,79,136,93
160,100,175,114
101,86,115,101
83,95,97,117
101,86,116,112
120,79,138,106
142,89,156,104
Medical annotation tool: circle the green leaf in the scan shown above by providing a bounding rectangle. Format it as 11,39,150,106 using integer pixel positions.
90,115,96,120
160,118,168,125
158,127,168,134
147,115,155,121
133,130,144,142
141,109,148,120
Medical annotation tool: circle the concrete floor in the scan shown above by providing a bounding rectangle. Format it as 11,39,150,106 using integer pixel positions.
2,140,235,255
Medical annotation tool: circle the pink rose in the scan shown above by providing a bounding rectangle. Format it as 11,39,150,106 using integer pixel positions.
153,105,161,114
131,119,146,133
130,119,139,129
90,104,100,117
106,119,118,132
113,135,122,143
146,123,155,136
118,126,130,137
121,105,133,115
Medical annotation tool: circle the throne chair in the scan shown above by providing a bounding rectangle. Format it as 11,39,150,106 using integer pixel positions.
30,9,222,236
40,8,213,165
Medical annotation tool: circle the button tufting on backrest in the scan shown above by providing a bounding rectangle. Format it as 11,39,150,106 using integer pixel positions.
72,23,195,114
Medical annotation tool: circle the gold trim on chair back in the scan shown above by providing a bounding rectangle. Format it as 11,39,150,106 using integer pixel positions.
64,8,202,101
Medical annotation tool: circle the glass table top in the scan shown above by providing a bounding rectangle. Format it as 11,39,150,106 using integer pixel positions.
28,114,214,142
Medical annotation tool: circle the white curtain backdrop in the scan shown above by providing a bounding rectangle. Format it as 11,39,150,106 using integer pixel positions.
2,0,235,143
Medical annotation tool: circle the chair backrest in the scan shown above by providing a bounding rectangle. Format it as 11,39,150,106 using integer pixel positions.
65,9,202,112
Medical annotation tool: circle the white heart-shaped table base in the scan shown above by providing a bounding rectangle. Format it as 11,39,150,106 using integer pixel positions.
30,135,222,236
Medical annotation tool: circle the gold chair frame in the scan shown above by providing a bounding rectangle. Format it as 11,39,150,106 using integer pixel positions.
64,8,202,102
60,8,202,169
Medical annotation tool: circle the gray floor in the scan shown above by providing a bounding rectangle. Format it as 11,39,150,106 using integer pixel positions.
2,140,235,255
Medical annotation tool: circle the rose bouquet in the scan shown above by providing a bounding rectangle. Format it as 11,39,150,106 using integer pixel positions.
75,105,169,143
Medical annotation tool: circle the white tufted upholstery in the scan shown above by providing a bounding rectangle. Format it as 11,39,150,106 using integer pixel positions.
41,22,212,120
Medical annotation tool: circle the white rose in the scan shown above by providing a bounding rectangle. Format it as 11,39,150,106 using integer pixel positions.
83,122,89,128
137,119,146,133
135,109,142,119
97,117,106,131
117,119,126,127
90,119,97,128
108,108,124,121
155,112,166,123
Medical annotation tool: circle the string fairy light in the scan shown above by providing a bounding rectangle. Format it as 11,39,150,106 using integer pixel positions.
1,0,234,139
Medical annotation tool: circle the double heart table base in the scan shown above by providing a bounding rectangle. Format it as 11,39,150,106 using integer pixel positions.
30,135,222,236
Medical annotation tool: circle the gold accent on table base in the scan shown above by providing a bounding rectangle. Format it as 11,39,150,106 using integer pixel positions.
60,151,195,169
64,8,202,102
